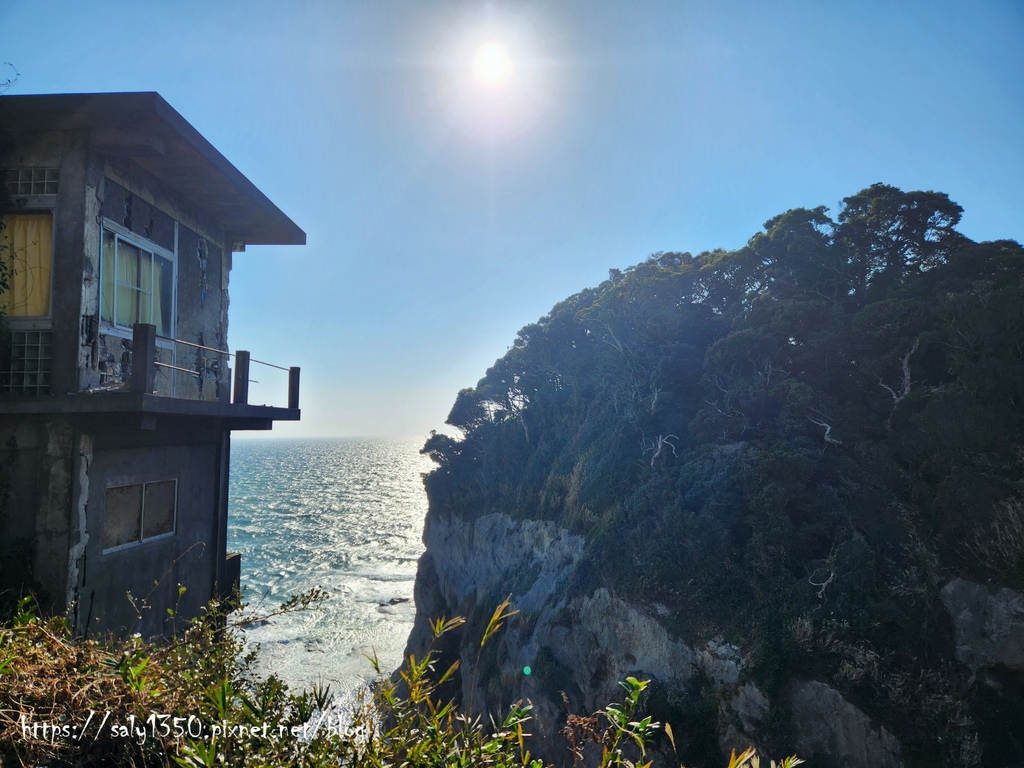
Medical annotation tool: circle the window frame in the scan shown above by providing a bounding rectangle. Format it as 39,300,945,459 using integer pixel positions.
99,217,177,340
0,209,56,324
4,167,60,197
101,477,179,555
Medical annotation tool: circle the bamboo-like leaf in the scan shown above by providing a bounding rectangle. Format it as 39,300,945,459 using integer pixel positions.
664,721,677,751
438,658,461,684
481,595,519,647
728,747,756,768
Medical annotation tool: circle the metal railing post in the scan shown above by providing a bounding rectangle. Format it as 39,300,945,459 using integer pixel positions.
233,351,250,405
288,366,300,410
131,323,157,394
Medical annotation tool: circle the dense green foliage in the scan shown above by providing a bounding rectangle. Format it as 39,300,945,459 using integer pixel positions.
423,185,1024,766
0,595,799,768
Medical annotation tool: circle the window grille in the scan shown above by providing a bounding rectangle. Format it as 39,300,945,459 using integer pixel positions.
4,168,59,196
0,330,52,394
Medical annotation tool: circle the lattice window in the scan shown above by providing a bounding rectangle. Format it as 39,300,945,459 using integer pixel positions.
0,330,52,394
4,168,59,196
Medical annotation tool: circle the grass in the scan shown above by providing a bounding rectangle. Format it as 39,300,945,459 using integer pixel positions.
0,592,800,767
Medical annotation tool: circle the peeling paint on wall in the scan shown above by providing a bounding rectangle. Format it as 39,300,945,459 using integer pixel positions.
196,238,208,305
79,169,104,390
67,432,92,626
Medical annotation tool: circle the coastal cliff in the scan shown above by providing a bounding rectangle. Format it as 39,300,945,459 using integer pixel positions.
405,186,1024,767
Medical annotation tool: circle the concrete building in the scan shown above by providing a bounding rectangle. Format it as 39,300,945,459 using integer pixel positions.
0,92,304,636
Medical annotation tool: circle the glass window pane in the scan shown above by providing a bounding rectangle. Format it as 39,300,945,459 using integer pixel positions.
104,484,142,549
142,480,176,539
115,240,141,327
115,284,138,327
117,241,141,287
101,230,115,323
101,229,174,336
154,254,174,335
138,253,153,325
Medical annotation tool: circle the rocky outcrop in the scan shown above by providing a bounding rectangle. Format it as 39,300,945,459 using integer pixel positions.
404,510,585,663
789,681,902,768
404,510,910,766
940,578,1024,673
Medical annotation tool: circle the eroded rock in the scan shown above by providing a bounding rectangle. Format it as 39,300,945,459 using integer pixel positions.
790,681,903,768
940,578,1024,672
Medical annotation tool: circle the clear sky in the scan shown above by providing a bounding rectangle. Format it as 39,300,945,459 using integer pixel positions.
3,1,1022,438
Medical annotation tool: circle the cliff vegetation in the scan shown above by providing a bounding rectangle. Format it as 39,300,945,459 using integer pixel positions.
417,184,1024,767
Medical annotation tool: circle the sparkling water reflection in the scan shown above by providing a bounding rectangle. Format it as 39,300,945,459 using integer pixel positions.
227,437,432,697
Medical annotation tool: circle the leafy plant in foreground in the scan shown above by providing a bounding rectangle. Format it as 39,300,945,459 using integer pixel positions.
0,593,797,767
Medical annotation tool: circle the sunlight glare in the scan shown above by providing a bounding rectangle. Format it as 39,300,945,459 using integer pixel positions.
472,42,513,87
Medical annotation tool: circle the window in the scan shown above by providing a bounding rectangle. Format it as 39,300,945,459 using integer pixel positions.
0,212,53,317
4,167,59,196
101,224,175,336
0,330,52,394
103,479,177,552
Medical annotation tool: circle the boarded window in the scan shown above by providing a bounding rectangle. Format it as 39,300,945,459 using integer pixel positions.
142,481,177,539
103,479,177,551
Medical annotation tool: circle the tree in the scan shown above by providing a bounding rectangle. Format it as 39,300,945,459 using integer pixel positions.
837,183,964,300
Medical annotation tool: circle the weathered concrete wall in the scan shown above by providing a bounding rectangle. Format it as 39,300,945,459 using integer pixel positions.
32,418,75,614
92,165,231,401
77,440,220,637
79,159,103,390
51,131,89,395
175,223,228,401
0,420,46,605
0,416,76,615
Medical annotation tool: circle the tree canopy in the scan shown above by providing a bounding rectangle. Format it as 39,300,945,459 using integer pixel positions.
423,185,1024,766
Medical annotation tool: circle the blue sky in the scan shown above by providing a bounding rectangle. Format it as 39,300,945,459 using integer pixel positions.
4,1,1022,438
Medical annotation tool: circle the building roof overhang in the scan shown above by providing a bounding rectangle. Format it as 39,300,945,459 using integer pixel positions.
1,92,305,247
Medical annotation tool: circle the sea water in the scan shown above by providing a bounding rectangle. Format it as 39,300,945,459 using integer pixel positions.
227,437,433,699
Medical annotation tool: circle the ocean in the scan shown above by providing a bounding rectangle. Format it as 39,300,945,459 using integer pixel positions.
227,437,434,700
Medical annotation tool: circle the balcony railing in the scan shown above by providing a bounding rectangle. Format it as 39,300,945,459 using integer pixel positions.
131,323,299,410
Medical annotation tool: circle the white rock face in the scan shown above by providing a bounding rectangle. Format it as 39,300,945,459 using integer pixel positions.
940,578,1024,672
538,587,695,711
790,681,903,768
405,511,907,766
422,511,585,616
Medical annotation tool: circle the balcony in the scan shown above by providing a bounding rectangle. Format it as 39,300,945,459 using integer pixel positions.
0,323,300,431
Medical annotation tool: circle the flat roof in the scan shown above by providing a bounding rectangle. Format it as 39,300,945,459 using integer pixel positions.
0,92,305,246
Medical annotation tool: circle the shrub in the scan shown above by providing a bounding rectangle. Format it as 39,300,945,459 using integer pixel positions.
0,594,799,767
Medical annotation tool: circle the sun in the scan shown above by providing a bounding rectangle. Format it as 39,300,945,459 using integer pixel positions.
472,42,513,87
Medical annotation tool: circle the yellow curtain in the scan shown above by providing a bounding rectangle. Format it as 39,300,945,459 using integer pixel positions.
153,256,170,336
0,213,53,317
101,229,115,324
139,251,153,328
116,241,140,327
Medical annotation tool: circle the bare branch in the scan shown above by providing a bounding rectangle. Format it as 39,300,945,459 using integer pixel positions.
808,417,843,446
809,570,835,599
879,338,920,409
641,434,679,469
